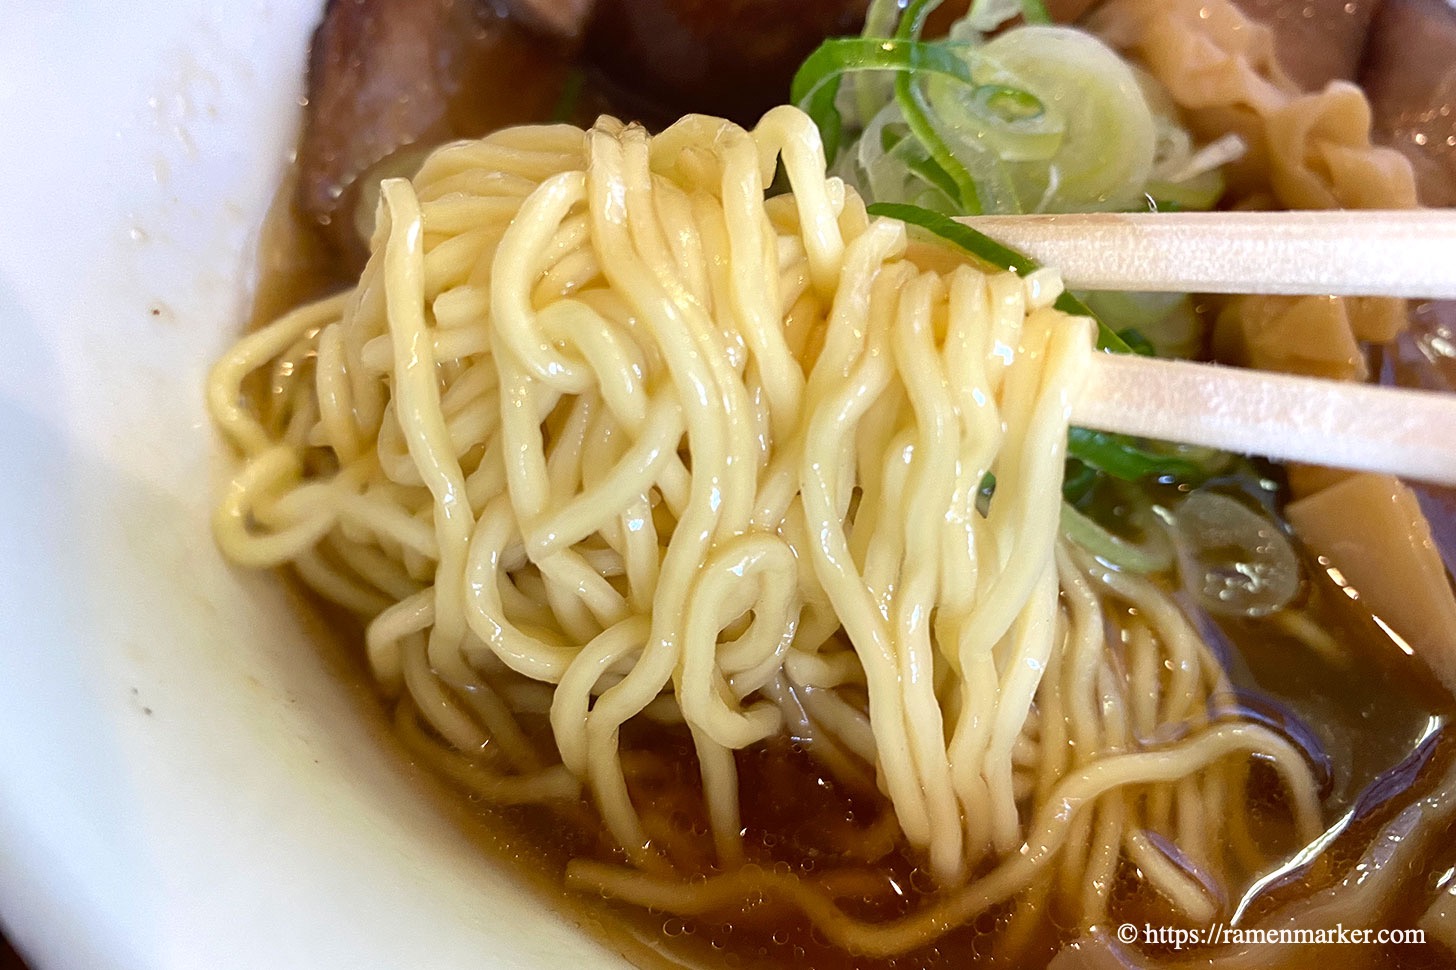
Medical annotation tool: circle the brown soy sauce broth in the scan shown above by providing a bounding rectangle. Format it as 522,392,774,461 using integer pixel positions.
240,30,1456,970
473,657,1455,970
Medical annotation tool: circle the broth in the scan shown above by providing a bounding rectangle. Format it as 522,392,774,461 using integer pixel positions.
271,525,1456,969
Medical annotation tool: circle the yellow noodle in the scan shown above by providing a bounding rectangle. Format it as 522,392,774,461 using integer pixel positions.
208,106,1325,954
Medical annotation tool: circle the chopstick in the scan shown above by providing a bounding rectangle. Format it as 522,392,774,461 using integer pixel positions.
959,210,1456,297
948,208,1456,484
1075,352,1456,486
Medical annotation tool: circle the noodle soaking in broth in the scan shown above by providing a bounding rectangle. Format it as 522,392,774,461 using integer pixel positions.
214,0,1456,966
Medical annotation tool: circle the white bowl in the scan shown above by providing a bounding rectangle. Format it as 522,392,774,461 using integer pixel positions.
0,3,631,967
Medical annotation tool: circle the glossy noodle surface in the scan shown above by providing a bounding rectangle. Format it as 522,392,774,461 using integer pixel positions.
212,1,1456,966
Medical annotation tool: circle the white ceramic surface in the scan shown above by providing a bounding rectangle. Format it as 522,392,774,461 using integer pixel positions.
0,3,631,968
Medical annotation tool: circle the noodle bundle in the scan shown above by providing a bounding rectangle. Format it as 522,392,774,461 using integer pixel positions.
209,106,1323,954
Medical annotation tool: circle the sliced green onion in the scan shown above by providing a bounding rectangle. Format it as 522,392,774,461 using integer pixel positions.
965,0,1048,31
1062,458,1099,503
895,0,943,40
790,38,980,164
966,26,1157,212
883,124,965,203
924,71,1061,166
1020,0,1053,24
855,0,904,120
975,84,1045,122
1061,501,1174,574
896,75,984,213
1116,327,1156,357
892,0,984,213
863,0,904,38
1067,429,1222,482
1170,490,1301,616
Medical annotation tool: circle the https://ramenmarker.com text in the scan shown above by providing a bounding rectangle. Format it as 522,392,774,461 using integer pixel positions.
1117,922,1426,949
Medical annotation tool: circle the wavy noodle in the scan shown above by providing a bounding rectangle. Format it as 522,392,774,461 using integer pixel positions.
209,105,1323,955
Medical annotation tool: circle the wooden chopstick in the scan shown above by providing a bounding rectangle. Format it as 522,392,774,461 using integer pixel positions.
949,209,1456,483
959,210,1456,298
1075,353,1456,486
